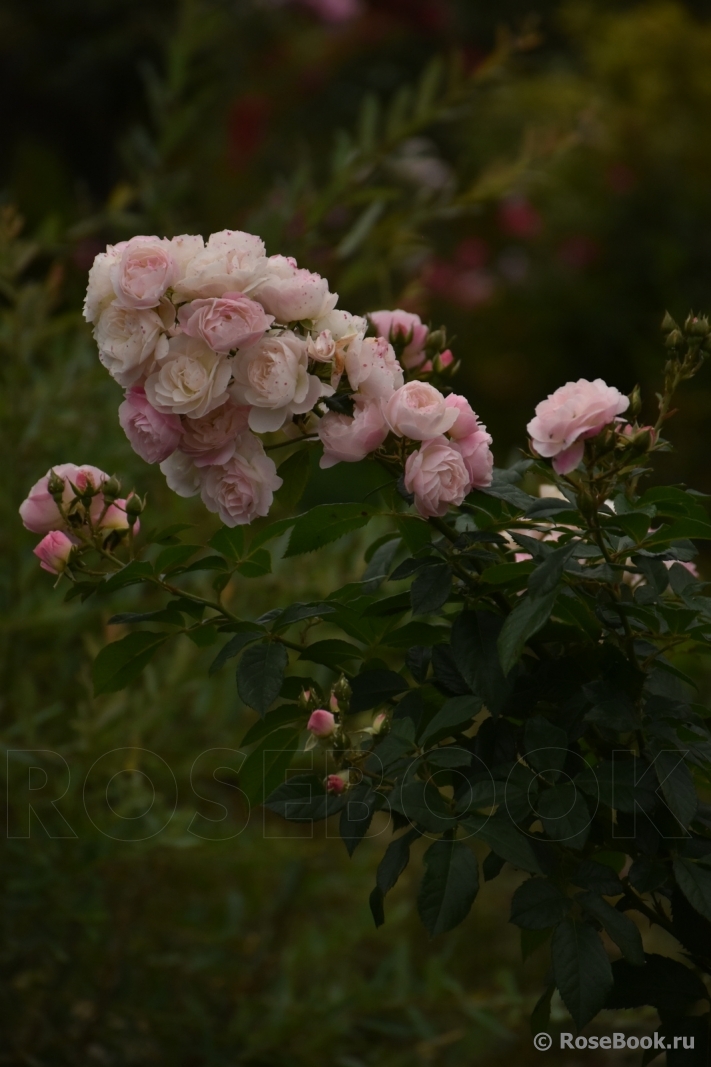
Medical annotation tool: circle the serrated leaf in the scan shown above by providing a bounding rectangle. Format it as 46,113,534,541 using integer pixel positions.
497,589,557,676
655,750,698,827
451,611,511,716
274,447,311,512
552,920,612,1030
340,781,381,856
155,544,201,573
510,878,569,930
420,694,481,744
605,954,707,1013
350,669,408,712
264,773,346,821
417,838,478,937
271,601,336,632
578,891,644,965
240,705,304,746
209,630,263,675
537,784,590,850
92,632,167,695
237,642,289,717
462,813,543,875
390,780,456,833
239,728,300,805
411,563,452,615
298,638,363,669
285,503,375,556
673,858,711,923
208,525,245,560
101,560,154,592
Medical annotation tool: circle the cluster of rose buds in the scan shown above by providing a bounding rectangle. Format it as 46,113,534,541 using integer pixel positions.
82,230,494,524
19,463,139,576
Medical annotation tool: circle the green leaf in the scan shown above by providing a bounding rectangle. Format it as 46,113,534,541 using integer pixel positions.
572,860,624,897
92,632,168,695
528,542,576,598
497,589,557,676
209,630,263,675
510,878,569,930
537,784,591,850
552,920,613,1030
240,705,304,746
350,669,408,712
239,728,300,805
208,525,245,560
149,522,193,544
390,780,456,833
524,715,568,775
577,892,644,965
101,560,154,592
299,639,363,669
274,447,311,511
605,954,708,1013
235,549,271,578
339,781,382,856
237,642,289,717
451,611,511,716
285,503,375,557
673,858,711,923
155,544,201,573
108,609,183,626
271,601,336,632
264,773,346,821
381,621,449,649
183,554,230,574
185,624,218,647
411,563,452,615
461,814,543,875
370,827,420,928
417,838,479,936
395,515,431,553
420,694,481,744
655,750,698,827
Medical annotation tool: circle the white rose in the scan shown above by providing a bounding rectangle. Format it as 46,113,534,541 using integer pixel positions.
230,330,331,433
83,246,121,324
314,308,367,343
173,229,268,299
253,254,338,323
307,329,336,363
94,301,171,387
169,233,205,281
145,335,232,417
199,433,283,526
159,450,202,497
345,336,404,399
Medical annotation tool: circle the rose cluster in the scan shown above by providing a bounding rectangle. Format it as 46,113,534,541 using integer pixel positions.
19,463,137,575
83,230,494,524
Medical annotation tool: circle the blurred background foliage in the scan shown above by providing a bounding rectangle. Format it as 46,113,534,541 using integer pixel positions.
2,0,711,1062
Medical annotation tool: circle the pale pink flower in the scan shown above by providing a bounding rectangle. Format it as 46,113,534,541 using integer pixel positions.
109,235,178,310
384,381,457,440
369,309,429,369
20,464,108,534
527,378,629,475
307,709,336,737
325,773,348,795
444,394,479,440
199,433,282,526
119,387,182,464
174,229,267,299
438,349,454,368
101,499,139,534
318,396,389,468
345,336,404,399
34,531,75,575
452,427,494,489
94,303,170,386
159,451,202,498
307,329,336,363
254,255,338,324
230,330,330,433
179,402,250,467
177,292,273,353
145,335,232,418
404,437,471,518
83,246,121,324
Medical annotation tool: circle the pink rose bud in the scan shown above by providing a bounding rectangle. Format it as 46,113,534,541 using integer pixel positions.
33,530,75,575
444,394,480,440
119,387,183,464
438,349,454,368
527,378,630,476
20,463,109,534
307,709,336,738
329,693,339,712
384,382,458,441
372,712,388,735
325,773,348,795
369,309,429,369
100,499,139,534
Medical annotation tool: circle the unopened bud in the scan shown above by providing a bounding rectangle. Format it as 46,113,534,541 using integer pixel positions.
426,328,446,353
102,476,121,503
627,383,642,418
665,329,683,348
372,712,389,736
620,424,656,452
125,493,144,527
661,311,679,333
689,316,710,337
47,470,66,503
298,688,314,711
332,675,351,712
325,772,349,795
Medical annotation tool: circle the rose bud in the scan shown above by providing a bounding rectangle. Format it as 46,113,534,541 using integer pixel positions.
33,531,75,575
372,712,388,735
307,709,336,738
325,773,348,795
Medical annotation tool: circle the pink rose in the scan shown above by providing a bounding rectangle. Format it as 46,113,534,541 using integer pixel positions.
144,335,232,418
325,773,348,795
109,235,178,310
307,709,336,737
318,396,389,468
527,378,630,475
254,255,338,324
83,246,121,324
199,433,282,526
438,349,454,368
119,387,182,464
33,530,75,575
404,437,471,518
177,292,274,353
230,330,329,433
159,451,202,498
307,330,336,363
444,394,479,440
20,463,108,534
179,402,250,467
94,303,170,387
384,382,457,440
345,336,404,399
369,309,429,369
174,229,267,299
452,427,494,489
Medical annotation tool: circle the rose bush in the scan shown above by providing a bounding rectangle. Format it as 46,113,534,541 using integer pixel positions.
22,235,711,1045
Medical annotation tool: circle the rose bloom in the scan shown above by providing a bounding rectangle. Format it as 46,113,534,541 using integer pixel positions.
94,302,171,387
230,331,329,433
145,335,232,418
404,437,471,518
307,709,336,737
345,336,404,399
199,433,282,526
325,773,348,795
159,450,202,498
174,229,267,299
177,292,273,353
20,463,108,534
452,426,494,488
318,396,389,468
119,387,182,464
369,309,429,369
384,381,457,440
179,401,250,467
254,255,338,324
307,329,336,363
444,394,479,440
527,378,630,475
109,235,179,310
83,246,121,324
34,530,75,575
